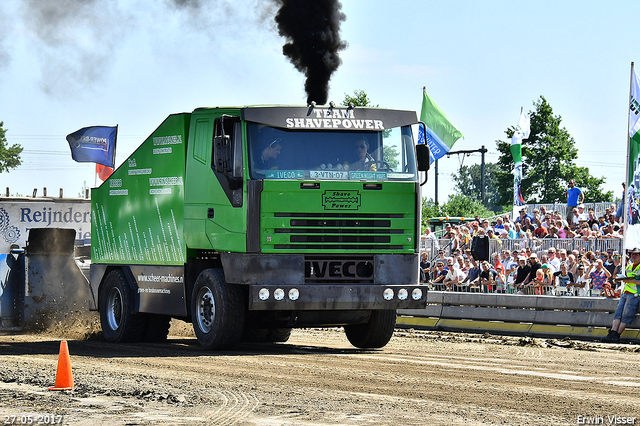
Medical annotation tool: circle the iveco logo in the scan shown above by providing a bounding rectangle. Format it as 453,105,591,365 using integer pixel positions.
305,260,374,281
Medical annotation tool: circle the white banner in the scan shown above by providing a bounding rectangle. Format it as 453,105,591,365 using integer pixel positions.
0,200,91,253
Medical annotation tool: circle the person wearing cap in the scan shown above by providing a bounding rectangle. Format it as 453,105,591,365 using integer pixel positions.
513,254,531,291
602,247,640,343
577,204,588,221
523,253,541,291
471,221,480,236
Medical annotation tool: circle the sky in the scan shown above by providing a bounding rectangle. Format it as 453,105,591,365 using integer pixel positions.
0,0,635,203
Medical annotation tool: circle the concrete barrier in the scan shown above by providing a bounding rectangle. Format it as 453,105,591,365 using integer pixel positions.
398,291,640,342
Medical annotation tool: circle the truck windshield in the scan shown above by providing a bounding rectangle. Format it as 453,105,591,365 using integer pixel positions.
247,124,418,182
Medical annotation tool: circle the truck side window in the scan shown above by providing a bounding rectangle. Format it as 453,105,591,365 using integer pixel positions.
212,116,242,207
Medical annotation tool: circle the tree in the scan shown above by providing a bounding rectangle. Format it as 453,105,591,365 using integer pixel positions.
452,162,502,210
421,194,493,233
0,122,23,173
343,89,374,108
494,97,612,205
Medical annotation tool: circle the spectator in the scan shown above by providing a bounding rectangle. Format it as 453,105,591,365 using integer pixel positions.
587,209,598,229
610,252,624,287
554,262,575,296
524,253,542,286
474,261,497,293
587,259,611,296
422,227,439,251
444,258,466,291
500,223,515,239
566,179,584,224
432,260,448,290
513,255,532,291
471,221,480,236
533,266,553,295
522,217,536,233
601,247,640,343
547,248,561,272
420,252,430,283
566,253,578,275
577,204,588,221
534,224,548,239
464,258,481,289
494,217,505,232
570,264,590,296
570,207,581,228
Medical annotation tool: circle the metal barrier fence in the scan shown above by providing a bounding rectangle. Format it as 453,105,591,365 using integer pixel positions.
420,237,624,259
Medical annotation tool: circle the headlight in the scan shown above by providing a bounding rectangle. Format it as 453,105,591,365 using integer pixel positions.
383,288,394,301
288,288,299,301
274,288,285,301
259,288,269,300
398,288,408,300
412,288,423,300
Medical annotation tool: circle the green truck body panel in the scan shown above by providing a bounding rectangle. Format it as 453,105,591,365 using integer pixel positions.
91,113,190,266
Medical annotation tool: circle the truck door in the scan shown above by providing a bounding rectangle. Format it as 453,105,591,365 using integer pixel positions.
184,112,246,252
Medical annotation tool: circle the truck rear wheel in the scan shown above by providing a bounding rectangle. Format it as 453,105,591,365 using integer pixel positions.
99,269,147,343
143,314,171,342
267,328,292,343
191,268,244,350
344,310,396,349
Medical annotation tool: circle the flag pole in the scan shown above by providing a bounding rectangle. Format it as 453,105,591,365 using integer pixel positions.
423,86,439,205
623,61,634,272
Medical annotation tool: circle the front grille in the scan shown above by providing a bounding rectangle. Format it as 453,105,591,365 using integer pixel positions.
268,212,408,251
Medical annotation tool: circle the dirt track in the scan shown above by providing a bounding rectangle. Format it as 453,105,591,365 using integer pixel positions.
1,317,639,426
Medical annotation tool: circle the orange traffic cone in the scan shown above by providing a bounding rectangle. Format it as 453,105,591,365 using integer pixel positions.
48,341,74,391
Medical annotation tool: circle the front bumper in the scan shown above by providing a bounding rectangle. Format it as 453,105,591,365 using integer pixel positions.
248,284,428,311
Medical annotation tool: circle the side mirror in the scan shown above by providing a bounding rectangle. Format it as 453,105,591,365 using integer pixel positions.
214,135,232,173
416,143,430,172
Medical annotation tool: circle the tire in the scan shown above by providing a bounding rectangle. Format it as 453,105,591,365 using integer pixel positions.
344,310,396,349
191,268,245,350
241,327,269,343
267,328,292,343
143,314,171,342
99,269,147,343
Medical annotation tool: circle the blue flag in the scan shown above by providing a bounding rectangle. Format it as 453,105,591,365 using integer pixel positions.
66,126,117,168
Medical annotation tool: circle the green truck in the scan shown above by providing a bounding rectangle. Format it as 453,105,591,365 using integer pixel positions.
89,105,430,349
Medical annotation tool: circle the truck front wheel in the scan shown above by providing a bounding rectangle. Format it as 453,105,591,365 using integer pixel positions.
99,269,147,343
344,310,396,349
191,268,244,350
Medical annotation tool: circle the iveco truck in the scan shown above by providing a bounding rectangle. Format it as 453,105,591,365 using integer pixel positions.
89,105,430,349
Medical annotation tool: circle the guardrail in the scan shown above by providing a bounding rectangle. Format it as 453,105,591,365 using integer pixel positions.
397,291,640,343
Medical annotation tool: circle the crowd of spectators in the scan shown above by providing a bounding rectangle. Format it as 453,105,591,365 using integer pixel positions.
419,203,627,296
420,245,624,296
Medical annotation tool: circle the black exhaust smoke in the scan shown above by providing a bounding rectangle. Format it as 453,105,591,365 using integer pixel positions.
274,0,347,105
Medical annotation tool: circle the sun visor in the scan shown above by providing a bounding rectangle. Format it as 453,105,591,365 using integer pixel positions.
241,106,418,131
